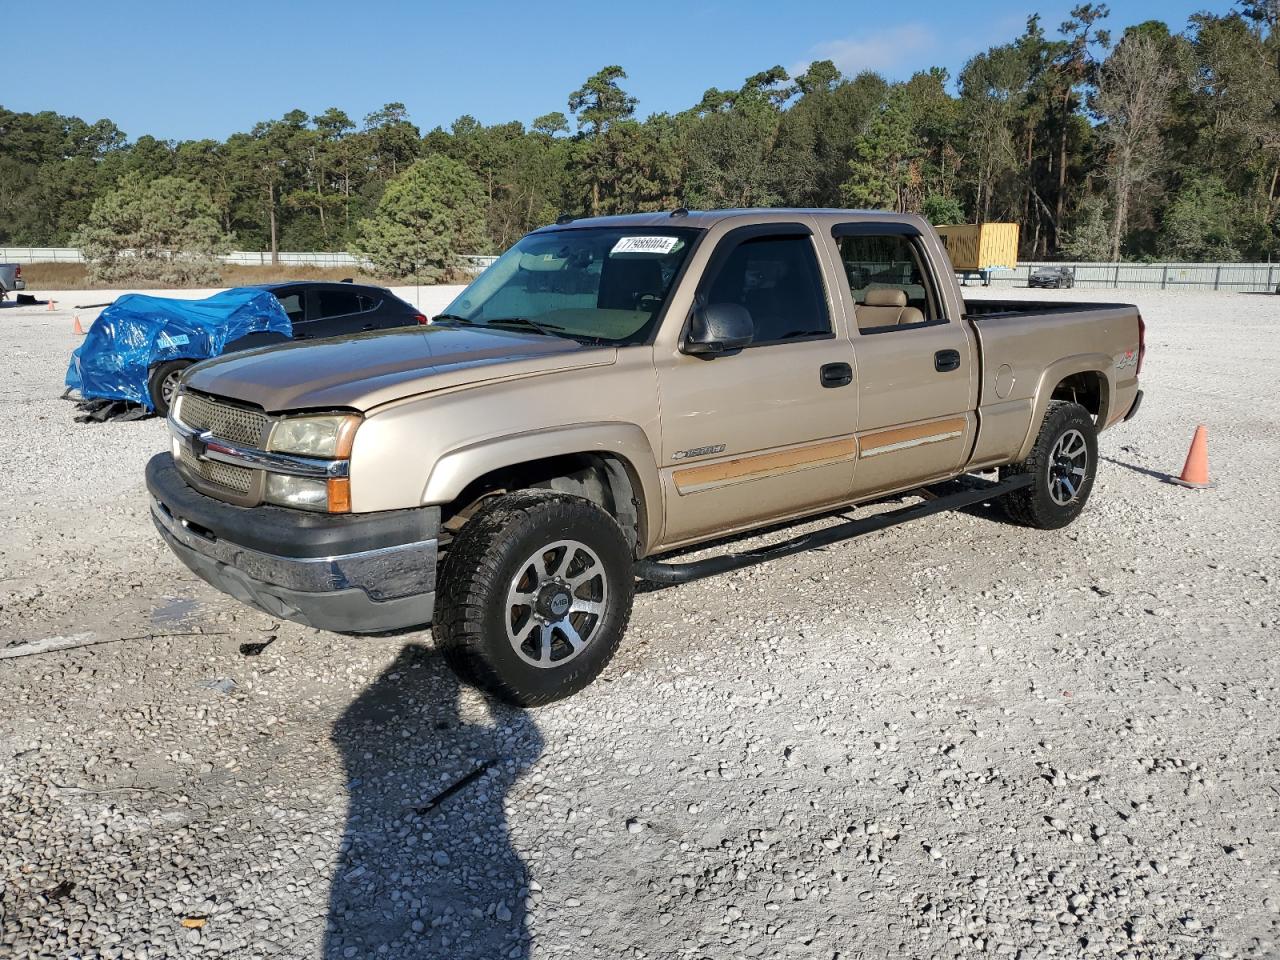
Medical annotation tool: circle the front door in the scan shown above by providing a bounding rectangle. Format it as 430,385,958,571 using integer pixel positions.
655,225,859,546
829,224,978,497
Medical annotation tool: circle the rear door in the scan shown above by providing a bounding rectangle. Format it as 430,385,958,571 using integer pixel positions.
828,222,979,497
369,288,421,329
654,221,859,545
297,285,380,339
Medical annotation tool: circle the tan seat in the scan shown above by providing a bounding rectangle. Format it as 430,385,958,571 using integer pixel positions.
855,288,925,330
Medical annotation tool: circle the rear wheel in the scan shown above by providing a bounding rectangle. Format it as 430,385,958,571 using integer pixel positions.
147,360,192,416
1000,401,1098,529
435,491,634,706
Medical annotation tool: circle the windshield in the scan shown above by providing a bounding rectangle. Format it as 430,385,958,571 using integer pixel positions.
439,227,700,345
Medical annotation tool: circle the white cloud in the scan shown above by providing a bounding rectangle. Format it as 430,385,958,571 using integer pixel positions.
790,24,940,81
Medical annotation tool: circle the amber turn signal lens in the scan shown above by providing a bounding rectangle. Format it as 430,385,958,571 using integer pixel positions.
326,477,351,513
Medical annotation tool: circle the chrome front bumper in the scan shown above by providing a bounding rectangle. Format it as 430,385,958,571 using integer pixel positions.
147,454,438,633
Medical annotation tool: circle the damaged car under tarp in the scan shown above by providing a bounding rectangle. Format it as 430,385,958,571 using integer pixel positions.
65,288,291,418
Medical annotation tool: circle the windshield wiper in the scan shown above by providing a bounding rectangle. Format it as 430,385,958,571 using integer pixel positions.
484,316,568,336
434,313,605,345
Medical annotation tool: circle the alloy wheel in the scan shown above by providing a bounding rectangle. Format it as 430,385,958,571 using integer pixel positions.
1048,428,1088,505
504,539,608,668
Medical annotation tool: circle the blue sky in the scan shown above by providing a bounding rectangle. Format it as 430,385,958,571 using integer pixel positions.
3,0,1219,141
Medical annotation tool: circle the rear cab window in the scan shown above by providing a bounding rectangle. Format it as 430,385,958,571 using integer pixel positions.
837,232,944,333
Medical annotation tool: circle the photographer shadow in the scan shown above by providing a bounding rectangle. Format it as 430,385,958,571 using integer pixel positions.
324,643,543,959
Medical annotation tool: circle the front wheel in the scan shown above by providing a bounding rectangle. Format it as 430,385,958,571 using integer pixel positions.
147,360,192,416
435,491,635,706
1000,401,1098,529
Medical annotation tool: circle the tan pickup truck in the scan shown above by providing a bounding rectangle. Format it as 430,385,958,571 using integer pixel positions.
146,209,1144,704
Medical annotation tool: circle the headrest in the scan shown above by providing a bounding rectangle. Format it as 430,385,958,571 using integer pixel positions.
864,288,907,307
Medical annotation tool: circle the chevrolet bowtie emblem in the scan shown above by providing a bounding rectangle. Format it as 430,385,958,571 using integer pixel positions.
188,430,212,460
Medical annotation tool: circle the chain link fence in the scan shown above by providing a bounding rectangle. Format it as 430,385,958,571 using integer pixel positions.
981,261,1279,292
0,248,500,275
1,247,1274,291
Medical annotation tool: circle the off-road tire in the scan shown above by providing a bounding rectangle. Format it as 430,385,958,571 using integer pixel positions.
1000,400,1098,529
435,491,635,707
147,360,192,417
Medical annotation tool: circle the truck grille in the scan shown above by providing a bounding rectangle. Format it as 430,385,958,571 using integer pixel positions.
178,392,269,447
178,445,254,495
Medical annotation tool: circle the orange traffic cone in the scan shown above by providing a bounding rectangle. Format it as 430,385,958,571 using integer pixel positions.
72,314,86,335
46,299,57,311
1171,425,1215,489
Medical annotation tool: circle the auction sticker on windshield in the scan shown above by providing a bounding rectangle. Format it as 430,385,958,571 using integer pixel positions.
611,236,680,255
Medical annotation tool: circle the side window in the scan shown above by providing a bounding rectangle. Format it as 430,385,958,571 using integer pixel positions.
838,234,939,332
356,294,379,312
705,235,830,345
316,289,363,318
275,292,304,324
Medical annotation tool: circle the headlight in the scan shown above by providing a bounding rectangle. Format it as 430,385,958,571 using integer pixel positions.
266,414,361,458
264,474,334,512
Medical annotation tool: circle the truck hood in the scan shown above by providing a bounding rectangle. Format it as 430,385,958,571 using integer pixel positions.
183,325,611,413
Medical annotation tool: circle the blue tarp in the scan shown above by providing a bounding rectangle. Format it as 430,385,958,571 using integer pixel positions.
65,288,291,409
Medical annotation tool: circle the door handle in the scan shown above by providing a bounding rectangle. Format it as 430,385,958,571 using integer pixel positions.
934,349,961,372
820,362,853,388
361,323,376,331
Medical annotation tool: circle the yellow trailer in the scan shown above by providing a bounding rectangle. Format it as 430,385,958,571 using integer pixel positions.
935,222,1020,286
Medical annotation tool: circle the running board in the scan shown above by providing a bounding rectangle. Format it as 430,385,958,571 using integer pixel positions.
634,472,1034,585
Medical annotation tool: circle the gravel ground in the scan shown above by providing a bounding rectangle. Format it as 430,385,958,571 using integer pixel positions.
1,285,1278,960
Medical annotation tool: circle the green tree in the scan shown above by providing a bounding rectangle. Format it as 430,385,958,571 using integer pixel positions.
568,66,639,214
680,67,792,208
3,5,1280,263
1159,177,1243,260
1050,5,1111,243
779,69,889,206
1092,30,1177,258
175,139,236,234
568,66,637,135
73,173,229,284
840,89,920,211
352,155,488,282
225,111,309,263
361,102,422,179
960,43,1030,222
922,193,965,224
1060,194,1112,260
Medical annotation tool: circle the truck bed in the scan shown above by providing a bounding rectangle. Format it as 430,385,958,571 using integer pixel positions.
964,298,1135,319
962,298,1143,469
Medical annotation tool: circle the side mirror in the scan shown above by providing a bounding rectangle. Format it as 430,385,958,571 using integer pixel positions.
683,303,754,358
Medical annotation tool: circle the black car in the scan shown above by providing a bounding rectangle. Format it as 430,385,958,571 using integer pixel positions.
260,281,427,339
1028,266,1076,289
147,281,426,414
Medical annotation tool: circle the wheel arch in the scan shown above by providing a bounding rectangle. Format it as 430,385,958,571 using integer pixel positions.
424,424,661,555
1016,356,1113,462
